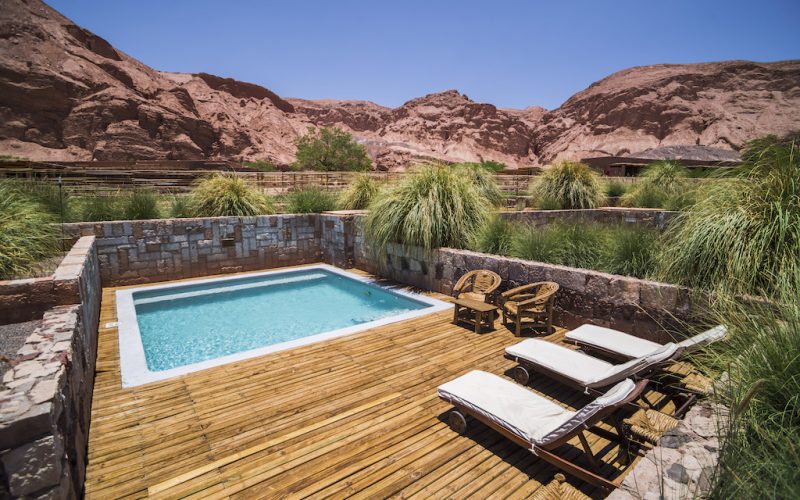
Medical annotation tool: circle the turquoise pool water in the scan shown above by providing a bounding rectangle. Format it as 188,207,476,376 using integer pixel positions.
133,269,431,371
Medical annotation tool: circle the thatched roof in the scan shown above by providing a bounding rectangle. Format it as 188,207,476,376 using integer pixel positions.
626,145,741,162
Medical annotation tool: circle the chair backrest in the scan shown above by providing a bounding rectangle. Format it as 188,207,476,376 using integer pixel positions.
587,342,679,387
534,282,559,304
455,269,502,295
534,378,646,447
677,325,728,352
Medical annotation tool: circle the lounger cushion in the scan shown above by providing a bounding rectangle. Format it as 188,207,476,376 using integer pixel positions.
676,325,728,351
437,370,575,445
505,339,679,388
438,371,636,447
565,324,662,358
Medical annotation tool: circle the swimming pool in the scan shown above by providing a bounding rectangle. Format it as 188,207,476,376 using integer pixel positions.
116,265,450,387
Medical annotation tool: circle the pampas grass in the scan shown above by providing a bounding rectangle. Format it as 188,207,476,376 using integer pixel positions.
187,173,274,217
529,161,604,209
286,186,337,213
365,164,489,252
0,181,59,279
337,174,381,210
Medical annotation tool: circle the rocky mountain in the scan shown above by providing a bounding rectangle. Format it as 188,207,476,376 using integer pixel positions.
1,0,799,169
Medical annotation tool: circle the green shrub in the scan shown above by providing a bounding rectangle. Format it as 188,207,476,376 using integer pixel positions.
529,161,603,209
123,190,160,220
535,196,563,210
456,160,507,173
657,137,800,297
286,187,338,213
473,215,514,255
365,164,489,252
337,174,381,210
700,293,800,498
170,196,193,218
187,173,274,217
294,126,372,171
605,180,628,197
621,161,692,209
510,224,561,263
455,163,504,207
242,159,277,172
604,225,659,278
510,222,607,269
77,195,124,221
0,182,59,279
10,179,72,221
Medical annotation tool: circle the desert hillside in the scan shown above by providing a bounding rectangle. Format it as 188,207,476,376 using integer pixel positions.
1,0,798,169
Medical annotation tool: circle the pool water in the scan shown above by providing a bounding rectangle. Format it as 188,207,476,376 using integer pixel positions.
132,268,431,371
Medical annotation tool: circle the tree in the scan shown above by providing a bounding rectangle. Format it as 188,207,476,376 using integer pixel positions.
293,126,372,171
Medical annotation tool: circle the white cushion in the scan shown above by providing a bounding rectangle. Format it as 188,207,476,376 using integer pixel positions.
505,339,679,389
438,370,574,445
506,339,615,387
565,324,662,358
438,370,636,447
677,325,727,351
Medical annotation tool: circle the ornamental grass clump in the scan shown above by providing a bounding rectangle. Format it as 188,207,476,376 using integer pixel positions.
365,164,489,252
337,173,381,210
0,181,60,279
455,163,505,207
621,160,694,209
286,186,338,213
187,173,274,217
529,161,604,209
472,215,514,255
657,137,800,297
123,189,161,220
698,289,800,498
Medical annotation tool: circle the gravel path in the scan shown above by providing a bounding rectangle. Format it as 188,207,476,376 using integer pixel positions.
0,319,41,382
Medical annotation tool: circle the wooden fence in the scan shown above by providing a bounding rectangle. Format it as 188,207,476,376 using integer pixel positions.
0,160,538,196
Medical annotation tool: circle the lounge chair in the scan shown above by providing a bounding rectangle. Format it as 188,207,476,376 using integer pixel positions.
500,281,559,336
452,269,502,303
438,371,648,492
564,324,728,361
505,339,678,393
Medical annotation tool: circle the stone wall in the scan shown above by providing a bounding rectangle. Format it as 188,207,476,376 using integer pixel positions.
498,207,678,230
345,214,700,341
0,237,101,498
0,239,101,325
65,215,322,286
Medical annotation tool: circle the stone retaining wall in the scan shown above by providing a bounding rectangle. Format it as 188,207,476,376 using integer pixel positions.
0,239,101,326
65,215,322,286
0,237,101,498
498,207,678,230
343,214,700,341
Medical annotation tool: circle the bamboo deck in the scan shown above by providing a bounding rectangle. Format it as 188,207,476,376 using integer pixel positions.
85,268,674,499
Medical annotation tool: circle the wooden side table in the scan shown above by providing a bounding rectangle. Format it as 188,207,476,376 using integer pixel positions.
452,298,498,334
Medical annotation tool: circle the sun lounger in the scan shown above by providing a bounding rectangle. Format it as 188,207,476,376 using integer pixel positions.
504,338,678,392
564,324,727,361
438,370,647,492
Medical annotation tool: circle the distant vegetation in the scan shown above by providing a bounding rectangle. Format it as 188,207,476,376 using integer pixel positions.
621,160,696,210
242,159,278,172
294,126,372,171
529,161,604,209
286,187,338,213
337,173,382,210
186,173,274,217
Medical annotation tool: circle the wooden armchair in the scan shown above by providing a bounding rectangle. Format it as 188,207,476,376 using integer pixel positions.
500,282,559,336
452,269,502,303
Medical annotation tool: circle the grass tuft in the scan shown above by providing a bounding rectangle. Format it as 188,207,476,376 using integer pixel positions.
0,181,60,279
286,187,338,213
337,174,381,210
529,161,604,209
187,173,274,217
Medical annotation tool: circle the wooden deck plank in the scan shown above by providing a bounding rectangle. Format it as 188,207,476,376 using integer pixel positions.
84,265,680,498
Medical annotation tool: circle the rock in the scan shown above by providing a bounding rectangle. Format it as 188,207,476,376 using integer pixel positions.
1,435,63,496
667,463,690,483
1,0,799,169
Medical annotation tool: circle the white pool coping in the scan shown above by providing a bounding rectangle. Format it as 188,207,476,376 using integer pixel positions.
115,264,452,387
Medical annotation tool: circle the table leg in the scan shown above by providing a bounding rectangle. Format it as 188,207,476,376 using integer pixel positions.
452,304,459,325
475,311,482,334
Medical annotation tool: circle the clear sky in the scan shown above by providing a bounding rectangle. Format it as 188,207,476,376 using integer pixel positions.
47,0,800,110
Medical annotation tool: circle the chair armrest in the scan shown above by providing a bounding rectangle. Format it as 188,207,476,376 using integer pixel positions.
501,283,540,298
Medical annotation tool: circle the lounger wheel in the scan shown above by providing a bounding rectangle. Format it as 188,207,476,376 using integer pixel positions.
513,366,530,385
448,410,467,435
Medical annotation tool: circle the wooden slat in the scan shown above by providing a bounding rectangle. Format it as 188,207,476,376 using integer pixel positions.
84,266,678,498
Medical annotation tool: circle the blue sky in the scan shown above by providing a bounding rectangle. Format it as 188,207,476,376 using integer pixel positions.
48,0,799,110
